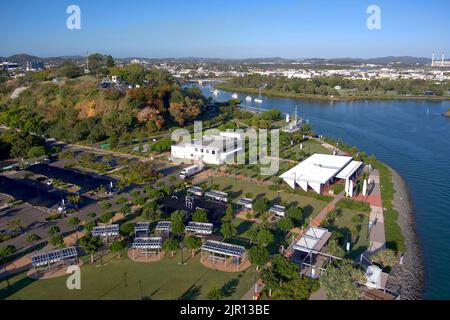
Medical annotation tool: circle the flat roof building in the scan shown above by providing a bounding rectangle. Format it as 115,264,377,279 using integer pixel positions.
171,132,243,165
280,153,363,194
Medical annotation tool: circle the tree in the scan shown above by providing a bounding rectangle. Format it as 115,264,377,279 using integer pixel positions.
27,145,47,158
206,284,224,300
0,245,16,257
247,227,259,245
7,218,23,233
253,198,269,215
49,234,64,247
84,221,97,233
68,194,81,209
120,223,135,238
79,233,102,263
256,228,274,247
327,240,345,258
248,246,270,270
320,260,364,300
192,209,208,223
100,201,112,211
163,238,179,257
371,249,397,269
48,225,60,236
110,240,126,258
120,203,132,215
26,233,41,243
100,212,114,224
220,222,237,240
183,236,202,257
277,218,294,234
221,205,234,223
68,217,80,227
170,211,185,235
286,206,303,225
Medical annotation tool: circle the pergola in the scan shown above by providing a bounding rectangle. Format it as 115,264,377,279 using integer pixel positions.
155,221,171,235
92,224,120,244
134,222,151,238
269,205,286,217
185,222,213,236
236,198,253,211
201,240,247,271
187,186,204,197
131,237,163,260
31,246,78,276
205,190,228,203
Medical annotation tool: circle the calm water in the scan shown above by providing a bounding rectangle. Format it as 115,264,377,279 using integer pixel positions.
197,84,450,299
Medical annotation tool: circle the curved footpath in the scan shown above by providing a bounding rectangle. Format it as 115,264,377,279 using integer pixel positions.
386,167,424,300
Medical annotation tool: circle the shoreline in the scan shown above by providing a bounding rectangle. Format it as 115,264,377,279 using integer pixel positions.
386,166,424,300
215,83,450,102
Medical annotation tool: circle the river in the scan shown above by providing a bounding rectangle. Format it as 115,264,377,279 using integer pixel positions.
194,84,450,299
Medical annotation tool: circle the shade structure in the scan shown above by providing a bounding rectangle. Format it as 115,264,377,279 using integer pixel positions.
32,247,78,267
185,222,213,235
92,224,119,237
345,179,349,197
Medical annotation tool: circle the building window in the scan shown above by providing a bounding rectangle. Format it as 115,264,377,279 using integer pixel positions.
195,148,198,152
201,149,204,153
212,150,216,155
206,150,209,154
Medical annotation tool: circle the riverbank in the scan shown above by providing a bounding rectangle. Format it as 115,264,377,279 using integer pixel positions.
442,111,450,118
386,167,424,300
215,83,450,102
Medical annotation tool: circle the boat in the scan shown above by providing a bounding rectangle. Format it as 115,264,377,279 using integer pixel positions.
231,93,238,99
213,89,220,96
254,86,264,103
245,96,252,102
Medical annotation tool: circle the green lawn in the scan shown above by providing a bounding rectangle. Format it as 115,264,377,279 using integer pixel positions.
204,176,328,221
0,252,257,300
280,140,332,161
327,208,370,259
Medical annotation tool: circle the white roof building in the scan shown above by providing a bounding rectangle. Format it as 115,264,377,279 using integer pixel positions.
171,132,243,165
280,154,354,194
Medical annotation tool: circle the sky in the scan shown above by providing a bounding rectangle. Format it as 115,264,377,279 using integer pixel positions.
1,0,450,59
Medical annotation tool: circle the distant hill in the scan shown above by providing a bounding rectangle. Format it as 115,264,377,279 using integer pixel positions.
0,53,442,67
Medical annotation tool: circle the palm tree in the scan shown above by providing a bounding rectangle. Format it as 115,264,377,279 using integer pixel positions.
183,236,202,257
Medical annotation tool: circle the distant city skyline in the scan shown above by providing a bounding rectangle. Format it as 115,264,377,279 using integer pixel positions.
1,0,449,59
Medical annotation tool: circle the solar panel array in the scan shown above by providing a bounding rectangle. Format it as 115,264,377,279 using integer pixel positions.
205,190,228,203
132,237,162,249
92,224,119,237
155,221,171,231
187,186,203,196
202,240,245,257
186,222,213,235
269,205,286,216
32,246,77,267
135,222,150,233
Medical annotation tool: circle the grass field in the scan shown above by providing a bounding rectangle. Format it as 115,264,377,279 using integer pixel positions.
327,208,370,259
204,176,328,221
281,140,332,161
0,252,257,300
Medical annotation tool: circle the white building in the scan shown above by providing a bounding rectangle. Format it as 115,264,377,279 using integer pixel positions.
171,132,243,165
280,153,364,194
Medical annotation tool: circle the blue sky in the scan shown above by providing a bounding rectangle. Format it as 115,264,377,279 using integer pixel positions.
1,0,449,59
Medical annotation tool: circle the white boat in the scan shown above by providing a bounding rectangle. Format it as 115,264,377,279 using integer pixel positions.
213,89,220,96
245,96,252,102
254,98,263,104
231,93,238,99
